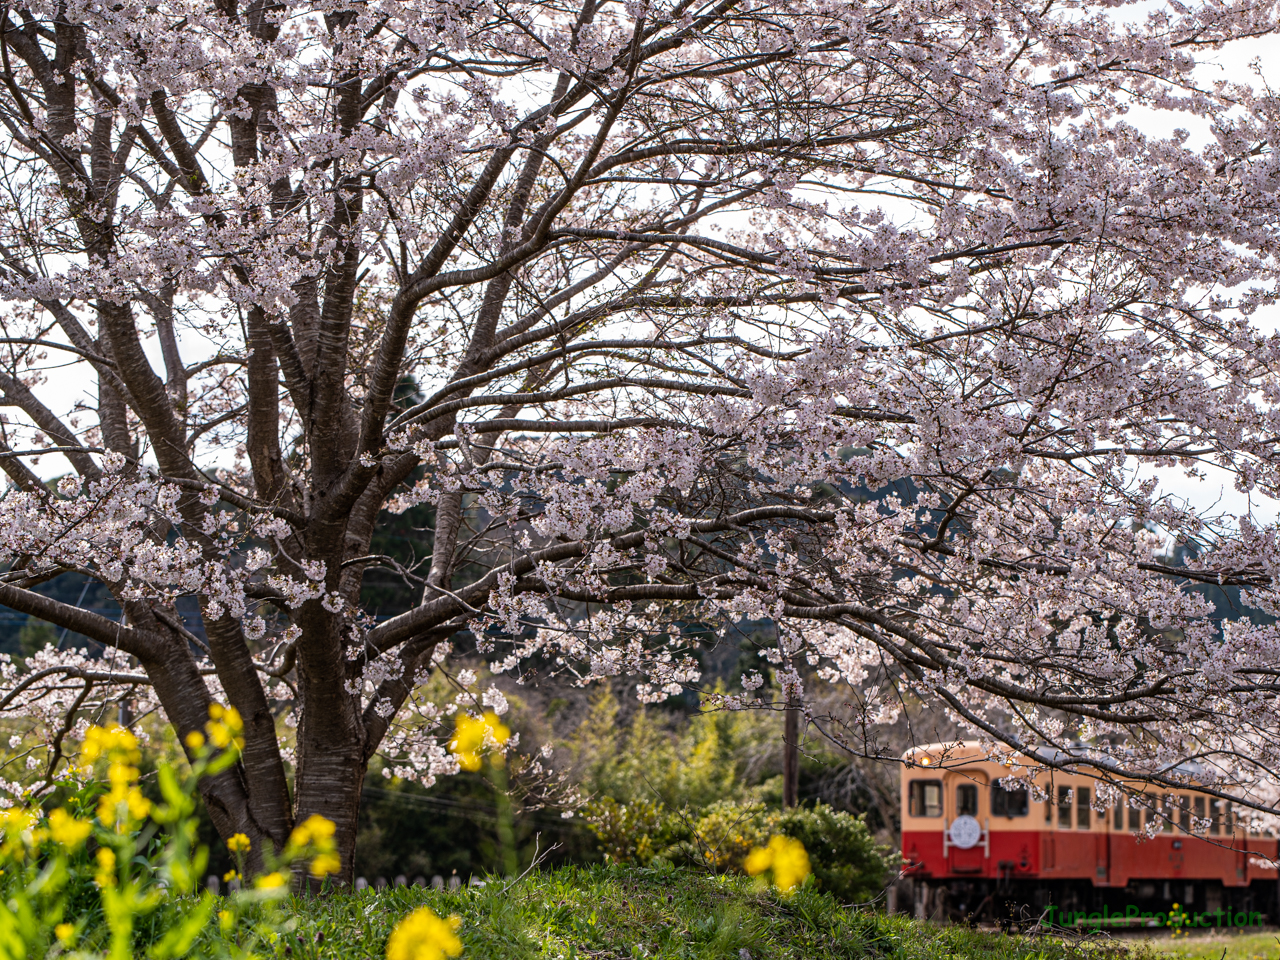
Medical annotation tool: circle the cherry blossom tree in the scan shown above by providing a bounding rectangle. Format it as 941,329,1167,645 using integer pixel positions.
2,0,1280,879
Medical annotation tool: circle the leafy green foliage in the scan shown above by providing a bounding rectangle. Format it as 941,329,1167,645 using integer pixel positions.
585,799,897,904
0,715,341,960
568,687,783,809
578,797,674,865
771,804,900,905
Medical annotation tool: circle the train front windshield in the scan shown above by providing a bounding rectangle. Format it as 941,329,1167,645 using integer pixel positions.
909,780,943,817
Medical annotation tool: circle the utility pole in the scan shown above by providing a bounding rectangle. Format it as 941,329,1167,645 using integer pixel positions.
783,697,800,808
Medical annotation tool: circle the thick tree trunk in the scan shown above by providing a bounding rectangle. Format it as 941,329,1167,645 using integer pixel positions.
292,737,367,889
291,578,369,889
142,641,286,875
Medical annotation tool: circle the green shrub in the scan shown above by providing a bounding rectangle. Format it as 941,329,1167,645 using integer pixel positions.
774,803,899,904
579,797,676,864
584,798,897,904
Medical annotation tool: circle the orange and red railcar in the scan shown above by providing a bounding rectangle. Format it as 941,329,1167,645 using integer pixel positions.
900,741,1279,922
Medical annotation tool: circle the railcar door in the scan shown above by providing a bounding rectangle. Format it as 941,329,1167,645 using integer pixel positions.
1051,781,1099,880
1095,805,1110,885
945,770,989,874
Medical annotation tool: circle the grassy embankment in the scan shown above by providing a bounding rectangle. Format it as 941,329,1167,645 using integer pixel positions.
244,865,1181,960
1142,931,1280,960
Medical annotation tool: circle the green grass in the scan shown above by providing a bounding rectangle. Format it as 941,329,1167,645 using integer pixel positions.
260,865,1166,960
1133,931,1280,960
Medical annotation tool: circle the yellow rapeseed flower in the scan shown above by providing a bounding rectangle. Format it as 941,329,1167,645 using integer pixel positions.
80,724,141,766
184,730,206,751
94,847,116,887
448,712,510,772
311,851,341,878
48,808,93,849
386,907,463,960
286,814,340,876
255,871,288,890
54,923,75,946
206,703,245,752
289,814,336,848
223,869,241,883
96,768,151,829
227,832,251,854
0,808,36,859
744,835,810,893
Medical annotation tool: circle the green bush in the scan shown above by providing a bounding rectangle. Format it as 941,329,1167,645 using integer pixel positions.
774,804,900,905
579,796,675,865
584,798,897,904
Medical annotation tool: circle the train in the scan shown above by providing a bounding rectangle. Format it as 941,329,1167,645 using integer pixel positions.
899,741,1280,924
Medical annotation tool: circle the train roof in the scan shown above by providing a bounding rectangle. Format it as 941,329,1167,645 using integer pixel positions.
900,740,1209,780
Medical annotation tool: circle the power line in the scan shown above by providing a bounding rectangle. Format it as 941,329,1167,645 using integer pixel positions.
360,786,576,831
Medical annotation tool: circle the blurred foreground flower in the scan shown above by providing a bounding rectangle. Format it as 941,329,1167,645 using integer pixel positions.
255,871,288,890
206,703,245,752
287,813,341,877
449,711,510,772
745,835,810,893
81,724,141,765
48,808,92,849
386,906,463,960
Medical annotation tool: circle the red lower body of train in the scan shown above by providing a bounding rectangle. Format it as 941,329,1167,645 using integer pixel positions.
900,827,1279,924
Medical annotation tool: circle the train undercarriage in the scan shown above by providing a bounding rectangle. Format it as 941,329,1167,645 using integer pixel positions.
896,877,1280,928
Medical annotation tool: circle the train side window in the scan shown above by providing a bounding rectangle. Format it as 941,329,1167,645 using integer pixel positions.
1162,795,1175,832
957,784,978,817
1179,795,1192,832
1077,787,1091,828
909,780,943,817
1193,796,1205,833
1058,786,1073,828
1210,799,1222,835
1226,802,1235,833
1129,803,1140,831
1114,801,1123,830
992,783,1028,817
